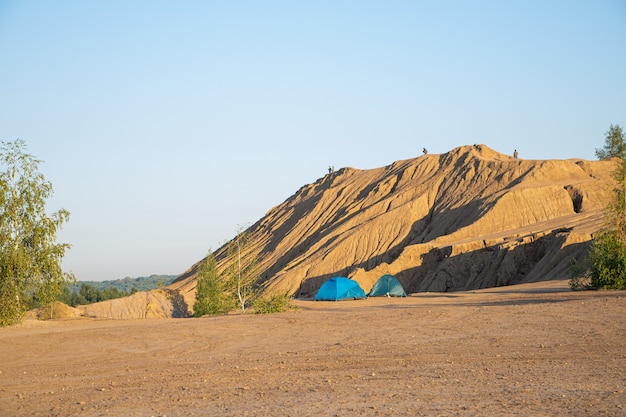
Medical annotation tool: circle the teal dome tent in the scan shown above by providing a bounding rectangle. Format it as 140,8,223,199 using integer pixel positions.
315,277,367,301
368,274,407,297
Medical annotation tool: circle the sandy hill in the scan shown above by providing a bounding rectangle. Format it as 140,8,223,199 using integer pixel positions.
81,145,616,318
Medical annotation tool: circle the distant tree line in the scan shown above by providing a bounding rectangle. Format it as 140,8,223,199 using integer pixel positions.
67,274,177,294
24,275,179,308
58,275,178,307
54,283,136,307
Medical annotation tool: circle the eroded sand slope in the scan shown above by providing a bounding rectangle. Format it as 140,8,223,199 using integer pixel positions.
172,146,614,304
83,145,615,318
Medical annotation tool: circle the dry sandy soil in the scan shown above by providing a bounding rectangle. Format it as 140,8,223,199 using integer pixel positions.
1,281,624,417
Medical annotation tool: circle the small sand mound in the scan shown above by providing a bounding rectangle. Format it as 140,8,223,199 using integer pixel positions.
31,301,83,320
76,289,188,319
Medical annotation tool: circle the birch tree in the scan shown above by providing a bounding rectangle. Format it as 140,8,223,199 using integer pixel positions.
224,227,259,313
0,139,74,325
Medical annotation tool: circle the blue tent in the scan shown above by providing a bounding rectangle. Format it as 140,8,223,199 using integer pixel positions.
368,274,407,297
315,277,367,301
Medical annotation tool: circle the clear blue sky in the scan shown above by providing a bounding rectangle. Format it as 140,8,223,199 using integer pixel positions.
1,1,625,281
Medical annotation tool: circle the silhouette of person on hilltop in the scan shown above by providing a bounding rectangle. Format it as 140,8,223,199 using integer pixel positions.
423,148,428,155
513,149,518,160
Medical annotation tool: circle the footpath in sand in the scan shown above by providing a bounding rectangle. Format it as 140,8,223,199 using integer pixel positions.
1,281,624,416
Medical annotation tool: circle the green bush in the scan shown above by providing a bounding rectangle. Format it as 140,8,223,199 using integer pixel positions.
588,231,626,290
569,257,593,291
252,292,294,314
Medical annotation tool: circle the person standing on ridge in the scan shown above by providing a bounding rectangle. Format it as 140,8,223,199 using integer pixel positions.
513,149,518,160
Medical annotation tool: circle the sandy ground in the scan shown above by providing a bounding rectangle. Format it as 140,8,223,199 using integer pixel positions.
1,280,624,417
